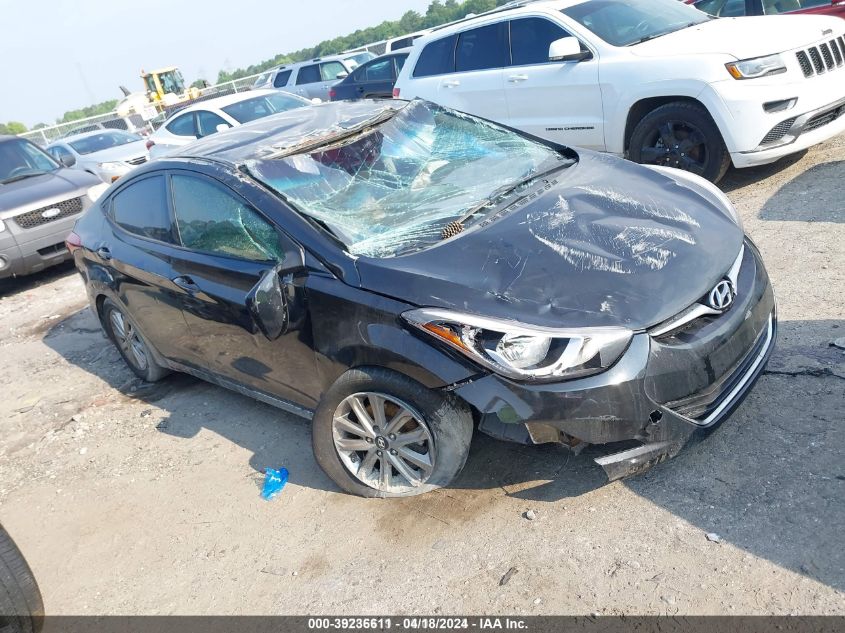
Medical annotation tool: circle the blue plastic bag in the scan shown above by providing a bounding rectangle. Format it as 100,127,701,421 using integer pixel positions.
261,467,289,501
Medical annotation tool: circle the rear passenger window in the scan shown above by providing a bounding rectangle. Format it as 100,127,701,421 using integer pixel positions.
111,176,175,243
510,18,571,66
364,58,393,81
166,113,196,137
413,34,457,77
195,111,230,137
296,65,322,85
273,70,292,88
455,23,509,72
171,175,284,262
320,61,346,81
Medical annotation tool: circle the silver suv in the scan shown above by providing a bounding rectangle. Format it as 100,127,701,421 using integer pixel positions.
0,135,102,279
252,54,359,100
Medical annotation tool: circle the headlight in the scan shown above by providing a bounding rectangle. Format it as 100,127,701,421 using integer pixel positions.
97,161,125,170
403,308,632,382
726,54,786,80
0,219,5,233
86,184,109,202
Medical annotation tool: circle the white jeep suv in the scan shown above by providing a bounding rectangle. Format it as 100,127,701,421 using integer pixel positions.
393,0,845,182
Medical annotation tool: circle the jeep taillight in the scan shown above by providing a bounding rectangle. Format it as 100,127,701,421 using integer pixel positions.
393,87,400,98
145,139,155,150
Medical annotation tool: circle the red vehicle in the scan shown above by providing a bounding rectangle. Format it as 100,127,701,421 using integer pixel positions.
687,0,845,18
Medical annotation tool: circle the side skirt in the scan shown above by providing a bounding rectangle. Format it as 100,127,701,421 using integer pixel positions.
166,360,315,421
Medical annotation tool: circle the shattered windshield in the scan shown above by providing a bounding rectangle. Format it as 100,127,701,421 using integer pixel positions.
247,101,570,258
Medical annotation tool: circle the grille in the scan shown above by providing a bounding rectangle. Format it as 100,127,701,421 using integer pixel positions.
805,105,845,132
760,117,796,145
820,43,835,70
126,156,147,166
796,51,813,77
12,197,83,230
831,39,843,66
809,47,825,73
798,37,845,77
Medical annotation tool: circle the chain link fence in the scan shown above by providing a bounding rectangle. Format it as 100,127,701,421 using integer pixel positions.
20,72,266,146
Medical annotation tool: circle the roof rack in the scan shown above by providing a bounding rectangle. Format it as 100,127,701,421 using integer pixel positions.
431,0,549,32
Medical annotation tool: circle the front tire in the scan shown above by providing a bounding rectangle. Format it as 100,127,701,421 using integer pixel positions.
0,524,44,633
101,299,169,383
628,102,730,183
312,367,473,498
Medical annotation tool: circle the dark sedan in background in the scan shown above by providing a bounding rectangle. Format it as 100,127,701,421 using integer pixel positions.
329,52,409,101
67,99,775,498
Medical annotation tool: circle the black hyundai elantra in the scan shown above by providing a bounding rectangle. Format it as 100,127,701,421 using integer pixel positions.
67,99,776,497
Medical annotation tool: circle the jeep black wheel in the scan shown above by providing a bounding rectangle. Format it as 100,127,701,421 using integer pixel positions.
629,102,730,183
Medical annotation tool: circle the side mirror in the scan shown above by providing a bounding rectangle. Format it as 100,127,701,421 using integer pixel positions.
246,266,288,340
60,154,76,167
215,123,231,133
549,36,591,62
336,71,349,80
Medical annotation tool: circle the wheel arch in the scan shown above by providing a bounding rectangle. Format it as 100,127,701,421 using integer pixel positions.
623,96,713,155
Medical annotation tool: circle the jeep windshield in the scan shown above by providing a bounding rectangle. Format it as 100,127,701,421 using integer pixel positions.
247,100,574,258
562,0,710,47
0,138,60,184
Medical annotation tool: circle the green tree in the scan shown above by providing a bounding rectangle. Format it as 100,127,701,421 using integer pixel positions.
2,121,27,134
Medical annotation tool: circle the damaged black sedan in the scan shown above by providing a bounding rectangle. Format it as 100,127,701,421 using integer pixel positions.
69,99,776,497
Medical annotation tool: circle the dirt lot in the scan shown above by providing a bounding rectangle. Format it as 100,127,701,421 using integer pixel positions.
1,136,843,616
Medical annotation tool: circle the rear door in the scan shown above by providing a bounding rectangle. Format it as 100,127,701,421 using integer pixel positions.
433,22,510,121
353,56,397,99
166,171,317,407
503,16,605,151
292,63,322,99
102,174,196,363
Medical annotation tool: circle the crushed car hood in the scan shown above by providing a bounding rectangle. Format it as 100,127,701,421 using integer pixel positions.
355,152,744,331
0,169,98,215
630,15,843,60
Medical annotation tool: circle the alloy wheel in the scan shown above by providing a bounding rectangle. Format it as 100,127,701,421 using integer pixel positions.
109,309,149,372
639,120,708,174
331,392,435,493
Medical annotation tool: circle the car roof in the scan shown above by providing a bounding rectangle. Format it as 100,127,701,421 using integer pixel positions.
421,0,582,37
269,53,353,73
165,89,296,118
49,129,139,146
169,99,403,165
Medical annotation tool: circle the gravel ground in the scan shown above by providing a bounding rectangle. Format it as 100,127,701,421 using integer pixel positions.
0,135,843,616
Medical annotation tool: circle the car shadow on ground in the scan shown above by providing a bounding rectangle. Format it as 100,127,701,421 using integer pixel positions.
44,306,845,593
756,160,845,223
719,151,808,194
0,260,76,297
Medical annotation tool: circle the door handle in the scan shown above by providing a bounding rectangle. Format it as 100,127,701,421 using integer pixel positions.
96,246,112,261
172,275,200,293
442,80,460,88
508,74,529,83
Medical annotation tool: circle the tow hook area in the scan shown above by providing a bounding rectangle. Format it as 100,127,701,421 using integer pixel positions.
594,441,679,481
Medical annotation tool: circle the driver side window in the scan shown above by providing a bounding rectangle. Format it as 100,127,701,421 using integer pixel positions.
509,18,571,66
171,174,285,262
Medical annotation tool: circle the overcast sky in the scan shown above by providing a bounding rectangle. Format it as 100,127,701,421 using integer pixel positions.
0,0,434,126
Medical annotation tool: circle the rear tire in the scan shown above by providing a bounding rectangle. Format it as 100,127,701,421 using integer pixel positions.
312,367,473,498
628,102,730,183
101,298,169,382
0,524,44,633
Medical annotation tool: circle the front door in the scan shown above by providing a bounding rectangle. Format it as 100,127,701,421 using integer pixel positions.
166,171,318,408
503,17,605,151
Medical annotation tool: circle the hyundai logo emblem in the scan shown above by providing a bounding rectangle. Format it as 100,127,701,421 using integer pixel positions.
707,280,734,311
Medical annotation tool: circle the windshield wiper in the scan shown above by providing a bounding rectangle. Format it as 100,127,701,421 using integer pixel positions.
440,159,573,240
0,171,49,185
626,22,699,46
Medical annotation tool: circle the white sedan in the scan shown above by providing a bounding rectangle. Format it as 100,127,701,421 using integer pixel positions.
146,89,314,158
46,130,149,183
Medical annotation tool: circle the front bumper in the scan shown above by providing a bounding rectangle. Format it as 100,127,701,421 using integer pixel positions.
0,216,80,279
451,239,776,480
